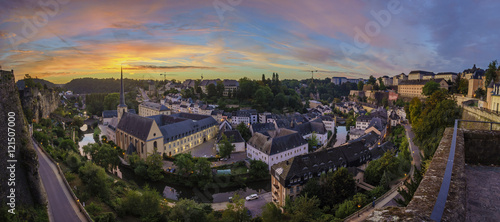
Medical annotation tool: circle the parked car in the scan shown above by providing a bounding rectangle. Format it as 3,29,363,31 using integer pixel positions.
245,194,258,201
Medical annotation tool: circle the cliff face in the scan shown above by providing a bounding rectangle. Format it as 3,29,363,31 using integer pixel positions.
0,70,46,208
19,86,60,123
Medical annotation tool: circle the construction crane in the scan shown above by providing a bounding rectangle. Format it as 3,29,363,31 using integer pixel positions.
160,73,167,83
309,70,318,81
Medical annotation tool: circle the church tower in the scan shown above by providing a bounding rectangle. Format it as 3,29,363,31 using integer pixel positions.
117,65,128,121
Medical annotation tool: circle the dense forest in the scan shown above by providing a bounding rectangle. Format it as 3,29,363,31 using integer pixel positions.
64,78,147,94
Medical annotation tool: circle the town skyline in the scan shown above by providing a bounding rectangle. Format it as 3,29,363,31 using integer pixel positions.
1,0,499,83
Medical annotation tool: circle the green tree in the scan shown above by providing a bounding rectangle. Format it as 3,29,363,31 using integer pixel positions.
396,168,423,207
474,87,486,99
322,168,355,206
409,97,422,124
71,116,84,128
458,78,469,95
216,80,225,97
65,151,82,172
335,199,356,219
357,81,364,91
24,74,35,88
307,132,319,152
377,77,386,90
364,151,399,186
207,83,217,98
146,150,164,181
79,162,110,198
289,194,322,222
422,81,441,96
261,203,283,222
103,93,120,110
274,93,287,111
173,153,195,176
218,134,235,159
60,139,77,152
236,122,252,141
253,86,273,111
169,199,211,222
300,178,322,201
367,75,377,85
83,143,120,172
485,60,498,88
222,194,250,222
194,158,213,187
249,160,269,180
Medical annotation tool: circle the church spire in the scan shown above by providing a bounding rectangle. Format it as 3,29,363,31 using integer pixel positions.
117,65,128,121
119,65,126,107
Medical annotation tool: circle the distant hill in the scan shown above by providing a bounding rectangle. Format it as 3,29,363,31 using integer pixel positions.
16,78,56,90
64,78,146,94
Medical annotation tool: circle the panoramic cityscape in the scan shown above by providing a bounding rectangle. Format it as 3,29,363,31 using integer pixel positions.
1,1,500,222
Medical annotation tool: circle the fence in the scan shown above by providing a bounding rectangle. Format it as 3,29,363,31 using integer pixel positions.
33,138,93,222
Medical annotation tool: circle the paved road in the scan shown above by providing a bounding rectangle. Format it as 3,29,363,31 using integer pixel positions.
33,139,89,222
404,123,422,169
347,124,422,222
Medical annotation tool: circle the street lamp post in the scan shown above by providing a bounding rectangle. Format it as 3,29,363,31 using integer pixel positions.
358,204,361,217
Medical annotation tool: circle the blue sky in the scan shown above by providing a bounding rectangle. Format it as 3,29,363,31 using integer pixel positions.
0,0,499,83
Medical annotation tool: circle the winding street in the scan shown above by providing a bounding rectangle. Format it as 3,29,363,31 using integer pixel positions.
404,123,422,169
347,123,422,222
33,139,89,222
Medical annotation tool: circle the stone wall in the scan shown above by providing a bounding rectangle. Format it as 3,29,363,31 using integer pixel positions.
0,71,47,207
463,130,500,165
367,127,466,221
19,86,60,123
462,106,500,130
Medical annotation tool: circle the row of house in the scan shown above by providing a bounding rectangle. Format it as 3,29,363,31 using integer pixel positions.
246,113,332,170
270,137,396,206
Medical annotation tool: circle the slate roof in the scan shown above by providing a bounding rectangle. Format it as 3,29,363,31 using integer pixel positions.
148,113,218,144
116,112,154,141
367,117,385,132
271,147,347,186
292,121,327,136
102,109,136,118
140,102,170,111
223,79,239,87
337,140,371,166
436,72,457,76
103,110,117,118
247,132,307,156
398,78,446,86
348,131,379,148
218,130,245,143
370,141,396,159
409,70,434,75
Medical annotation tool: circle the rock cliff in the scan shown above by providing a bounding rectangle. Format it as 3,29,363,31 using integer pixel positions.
0,70,47,209
19,85,60,123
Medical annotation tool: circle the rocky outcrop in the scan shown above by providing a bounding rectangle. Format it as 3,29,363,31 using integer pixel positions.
0,70,47,208
19,86,60,123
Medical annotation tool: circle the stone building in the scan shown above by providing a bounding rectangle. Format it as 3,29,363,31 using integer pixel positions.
139,101,171,117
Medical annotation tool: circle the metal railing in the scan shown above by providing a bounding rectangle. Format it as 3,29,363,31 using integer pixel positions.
429,119,500,221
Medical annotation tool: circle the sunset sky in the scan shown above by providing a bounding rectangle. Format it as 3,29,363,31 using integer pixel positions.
1,0,499,83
